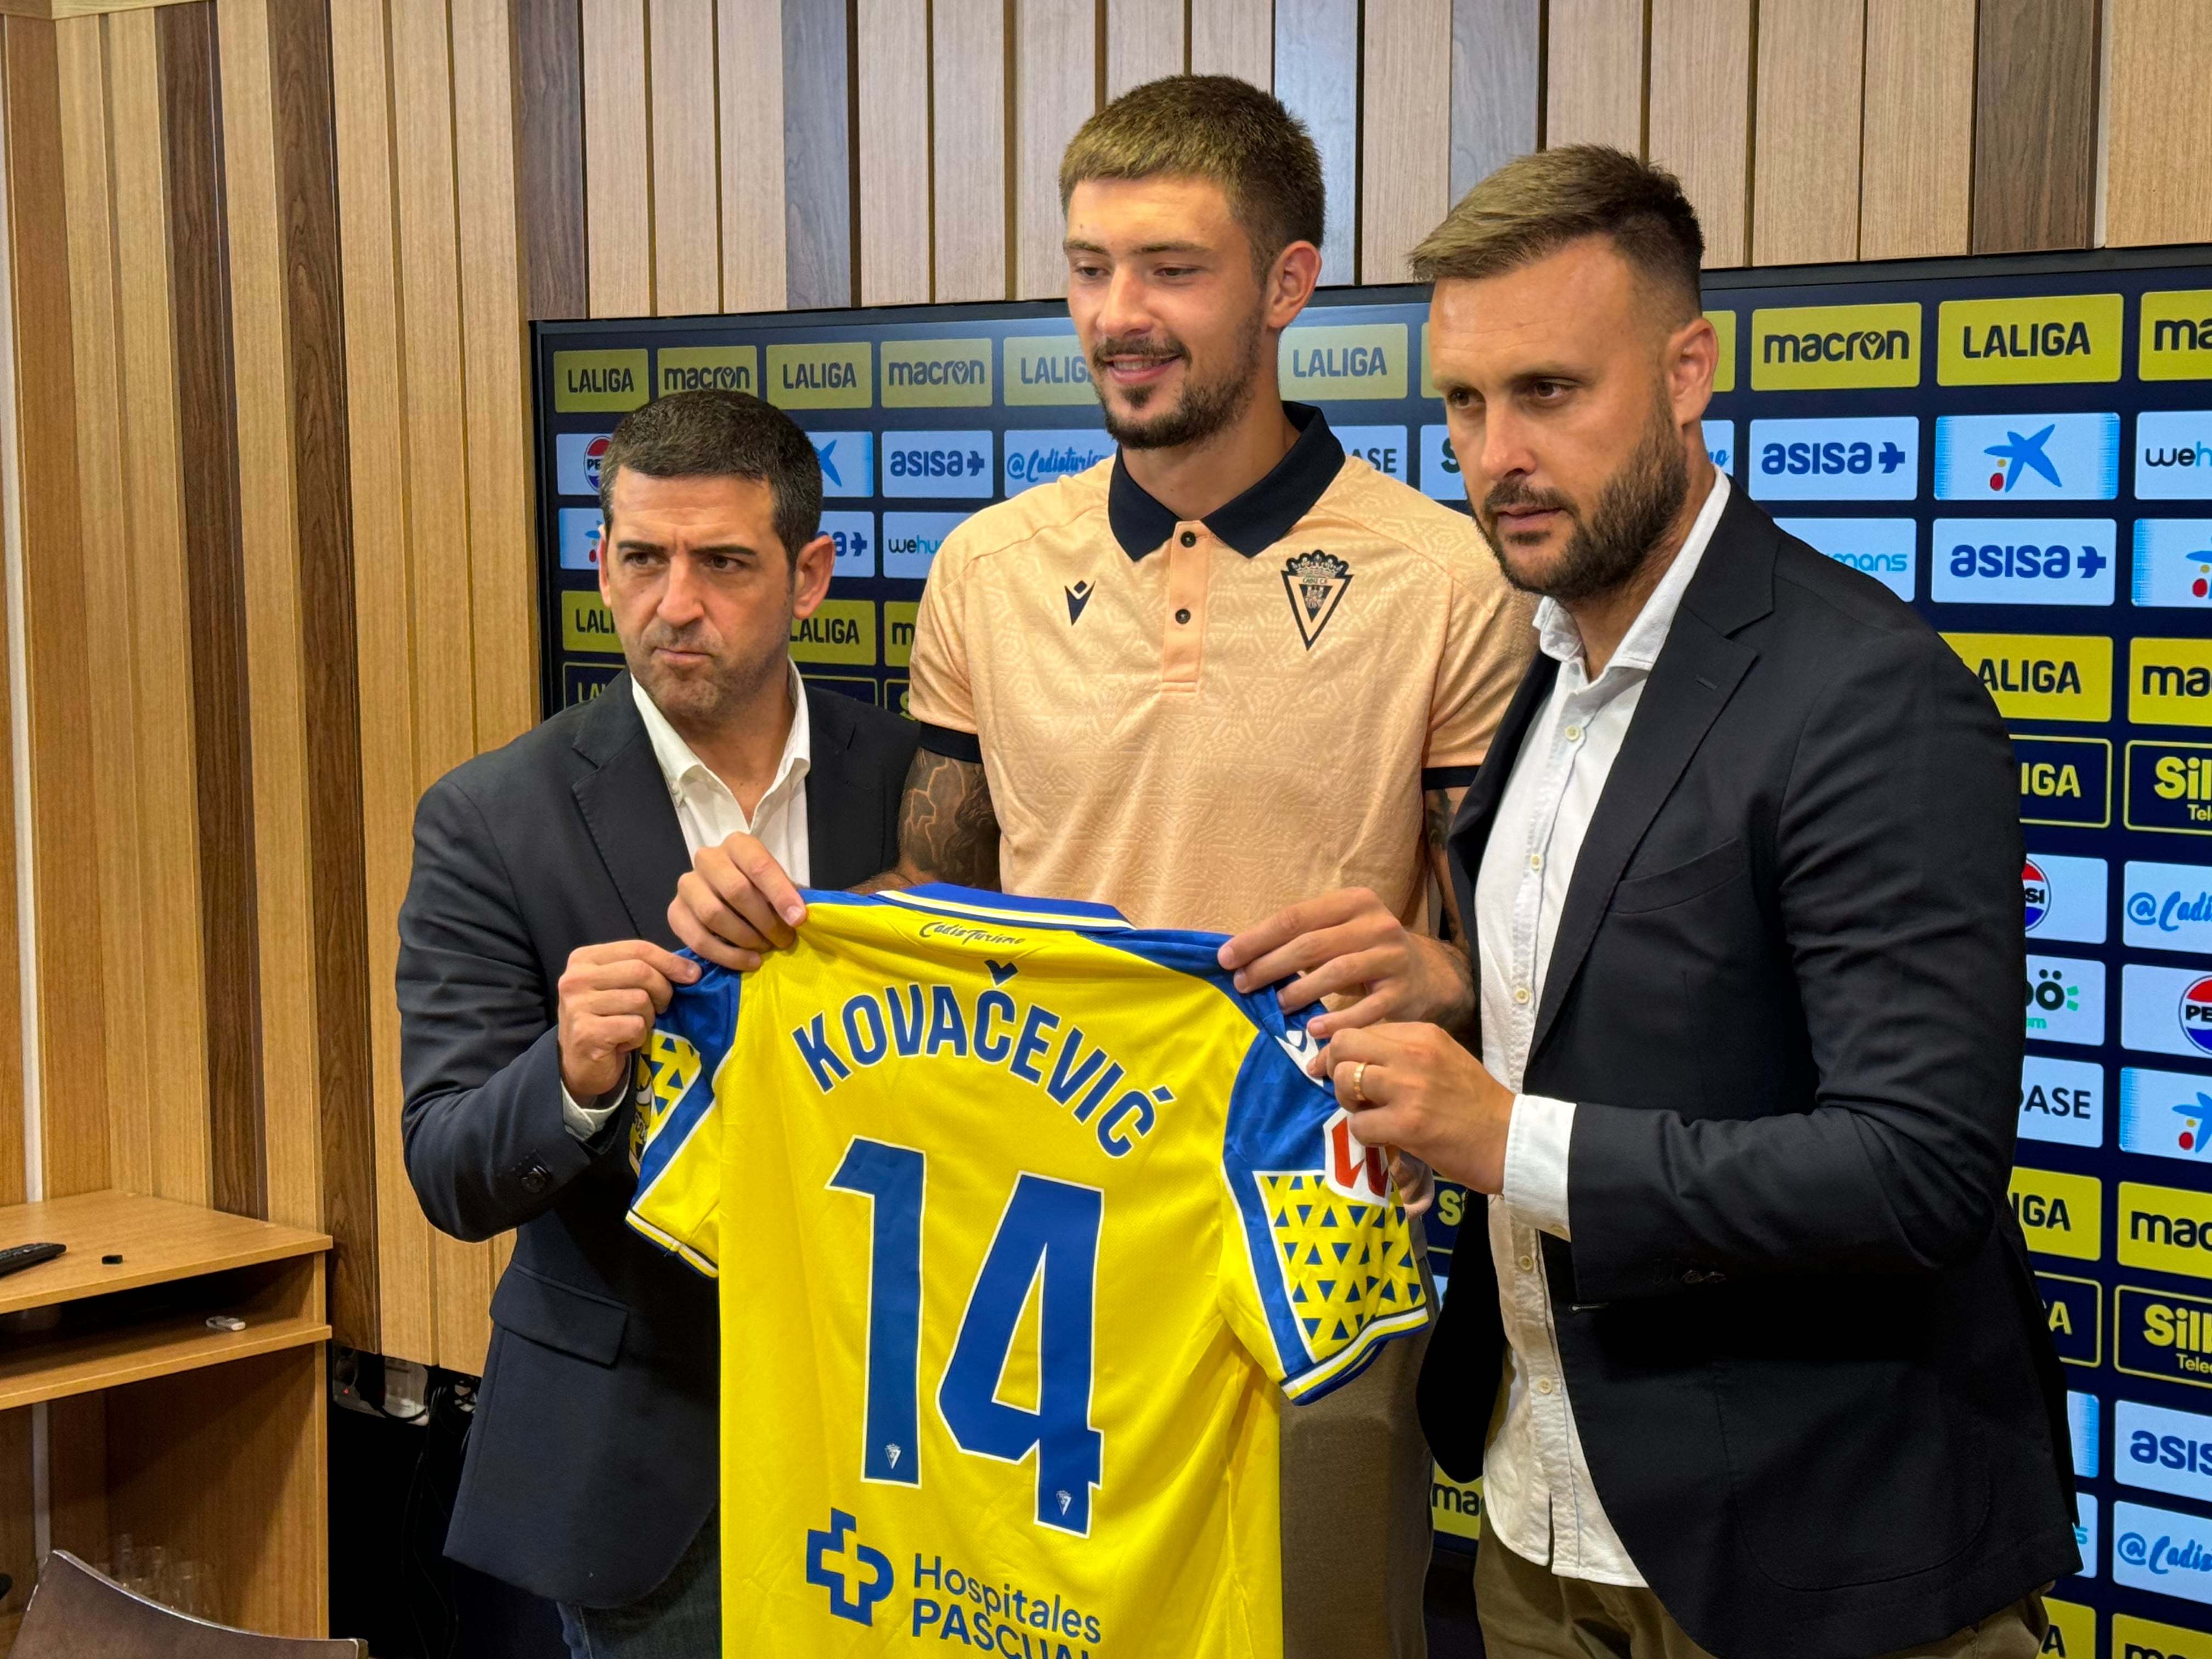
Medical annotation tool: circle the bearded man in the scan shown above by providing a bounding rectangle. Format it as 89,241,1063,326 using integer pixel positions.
665,75,1532,1659
397,390,917,1657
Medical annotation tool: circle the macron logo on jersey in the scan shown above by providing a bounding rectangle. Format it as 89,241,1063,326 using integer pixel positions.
806,1510,893,1626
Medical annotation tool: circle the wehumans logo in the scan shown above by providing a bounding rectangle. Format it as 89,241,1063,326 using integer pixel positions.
805,1510,892,1626
1750,303,1920,390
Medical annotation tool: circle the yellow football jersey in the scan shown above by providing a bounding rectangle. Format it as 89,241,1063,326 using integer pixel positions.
625,884,1429,1657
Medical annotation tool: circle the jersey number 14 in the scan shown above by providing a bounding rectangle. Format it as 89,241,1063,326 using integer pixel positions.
829,1136,1105,1534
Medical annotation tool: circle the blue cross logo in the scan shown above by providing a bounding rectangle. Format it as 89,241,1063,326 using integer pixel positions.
1983,424,2062,491
805,1509,893,1626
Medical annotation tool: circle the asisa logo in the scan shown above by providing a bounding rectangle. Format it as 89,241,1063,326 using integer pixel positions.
1747,417,1917,502
1930,517,2115,606
1932,412,2120,501
2134,521,2212,608
805,1509,893,1625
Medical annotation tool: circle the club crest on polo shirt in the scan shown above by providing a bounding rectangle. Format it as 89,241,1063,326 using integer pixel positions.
1282,550,1352,648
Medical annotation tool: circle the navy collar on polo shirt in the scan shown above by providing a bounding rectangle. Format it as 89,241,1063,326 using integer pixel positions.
1104,403,1346,561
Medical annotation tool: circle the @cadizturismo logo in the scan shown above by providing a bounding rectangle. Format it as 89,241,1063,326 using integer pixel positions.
2119,1524,2212,1581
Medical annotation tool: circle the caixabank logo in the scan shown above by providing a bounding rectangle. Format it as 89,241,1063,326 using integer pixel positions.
2135,521,2212,610
2120,1069,2212,1165
1933,413,2120,501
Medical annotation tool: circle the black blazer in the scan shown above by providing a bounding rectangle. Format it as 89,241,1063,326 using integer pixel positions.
1419,489,2078,1659
397,674,916,1609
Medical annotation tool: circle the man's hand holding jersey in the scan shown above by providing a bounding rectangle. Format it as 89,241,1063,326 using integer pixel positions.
1312,1022,1516,1198
557,940,699,1103
668,831,809,970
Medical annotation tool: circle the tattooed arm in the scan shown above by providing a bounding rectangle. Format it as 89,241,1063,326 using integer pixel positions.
852,748,1002,893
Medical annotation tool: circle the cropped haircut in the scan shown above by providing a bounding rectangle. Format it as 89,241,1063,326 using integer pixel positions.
597,389,822,563
1059,75,1324,272
1408,145,1705,321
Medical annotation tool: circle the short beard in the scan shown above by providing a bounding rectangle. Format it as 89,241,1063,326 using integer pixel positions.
1479,400,1689,604
1096,309,1266,452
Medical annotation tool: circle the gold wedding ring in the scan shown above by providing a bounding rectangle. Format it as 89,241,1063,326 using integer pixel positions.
1347,1061,1369,1108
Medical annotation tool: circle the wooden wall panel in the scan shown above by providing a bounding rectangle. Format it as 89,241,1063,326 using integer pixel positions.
268,0,376,1343
648,0,720,315
1974,0,2101,254
516,0,586,319
2,15,94,1209
1189,0,1268,86
930,0,1005,302
1106,0,1181,98
161,1,266,1224
1751,0,1864,266
107,7,211,1209
1544,0,1642,154
718,0,785,311
54,15,149,1203
1450,0,1539,198
1012,0,1095,300
856,0,930,305
781,0,852,308
1859,0,1974,261
2097,1,2210,247
1646,0,1750,268
581,0,650,314
1358,1,1451,285
1274,0,1358,284
330,0,431,1364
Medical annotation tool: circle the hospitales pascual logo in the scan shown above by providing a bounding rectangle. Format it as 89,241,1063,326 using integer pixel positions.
1933,412,2120,501
2127,861,2212,953
1937,293,2123,385
2120,1069,2212,1164
1943,633,2113,723
2011,1167,2102,1260
882,338,993,409
555,432,612,497
882,431,994,500
2142,290,2212,380
2138,412,2212,500
1749,302,1920,390
2026,953,2104,1046
1002,430,1114,495
804,1509,891,1624
1773,518,1915,601
2016,734,2112,828
2134,639,2212,729
1931,518,2114,606
2122,964,2212,1060
2134,521,2212,608
2117,1500,2212,1604
810,431,874,498
2024,853,2108,943
1747,417,1917,502
2019,1053,2103,1148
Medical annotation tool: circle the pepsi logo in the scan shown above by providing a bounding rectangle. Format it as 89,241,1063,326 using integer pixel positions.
2185,975,2212,1058
2024,859,2051,931
584,434,610,489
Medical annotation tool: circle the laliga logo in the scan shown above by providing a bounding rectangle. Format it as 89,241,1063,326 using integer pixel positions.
1323,1107,1391,1204
805,1510,893,1626
2023,859,2051,932
2181,974,2212,1058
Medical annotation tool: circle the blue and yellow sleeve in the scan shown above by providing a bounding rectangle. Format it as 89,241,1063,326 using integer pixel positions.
623,963,743,1278
1215,1018,1431,1403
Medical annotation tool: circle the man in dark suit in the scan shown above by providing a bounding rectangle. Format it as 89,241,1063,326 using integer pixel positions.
1312,149,2078,1659
398,391,916,1657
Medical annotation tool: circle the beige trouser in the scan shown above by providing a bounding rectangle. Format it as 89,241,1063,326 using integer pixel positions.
1279,1237,1437,1659
1476,1532,2051,1659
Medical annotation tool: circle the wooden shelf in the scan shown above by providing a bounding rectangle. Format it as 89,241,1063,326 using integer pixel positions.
0,1306,329,1412
0,1190,329,1317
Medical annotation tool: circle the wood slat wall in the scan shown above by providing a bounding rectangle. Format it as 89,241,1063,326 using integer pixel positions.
1,0,2208,1379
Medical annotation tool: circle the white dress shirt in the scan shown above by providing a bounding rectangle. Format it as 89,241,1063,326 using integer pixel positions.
1474,470,1730,1584
561,667,814,1138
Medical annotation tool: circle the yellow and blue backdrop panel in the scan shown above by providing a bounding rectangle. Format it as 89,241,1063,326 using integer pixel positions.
625,884,1428,1657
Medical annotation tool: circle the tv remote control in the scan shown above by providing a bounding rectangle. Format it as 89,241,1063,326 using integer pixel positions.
0,1242,64,1278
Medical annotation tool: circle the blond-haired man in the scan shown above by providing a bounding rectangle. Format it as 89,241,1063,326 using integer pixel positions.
670,77,1532,1656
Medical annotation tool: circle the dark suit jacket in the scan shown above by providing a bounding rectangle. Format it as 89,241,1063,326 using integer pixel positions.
397,673,916,1609
1419,489,2078,1659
